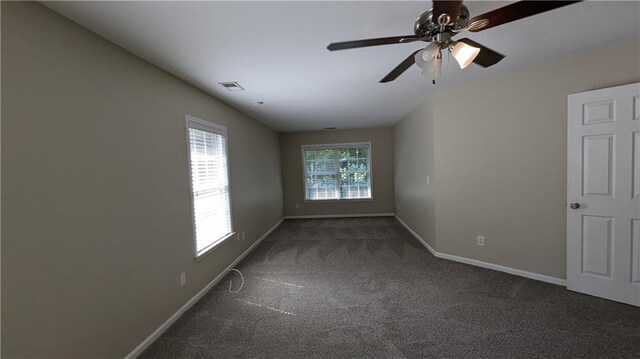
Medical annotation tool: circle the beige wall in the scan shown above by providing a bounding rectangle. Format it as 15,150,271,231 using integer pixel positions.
1,2,283,358
281,128,394,217
394,38,640,280
393,100,435,248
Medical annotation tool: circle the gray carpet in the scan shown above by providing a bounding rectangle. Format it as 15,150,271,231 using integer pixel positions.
141,217,640,358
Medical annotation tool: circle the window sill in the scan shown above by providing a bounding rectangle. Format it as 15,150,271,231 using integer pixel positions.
304,198,373,203
194,231,236,261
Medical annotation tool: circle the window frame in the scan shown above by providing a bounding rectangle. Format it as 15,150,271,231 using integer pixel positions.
301,142,373,202
185,115,235,260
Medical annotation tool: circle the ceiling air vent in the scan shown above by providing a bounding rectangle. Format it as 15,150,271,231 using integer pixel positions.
218,82,245,92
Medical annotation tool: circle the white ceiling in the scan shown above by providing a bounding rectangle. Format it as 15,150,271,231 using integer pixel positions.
44,1,640,132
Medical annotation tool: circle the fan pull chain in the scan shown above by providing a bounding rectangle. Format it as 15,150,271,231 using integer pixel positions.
228,268,244,293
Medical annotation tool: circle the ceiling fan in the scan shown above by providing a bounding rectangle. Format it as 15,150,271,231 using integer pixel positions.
327,1,582,83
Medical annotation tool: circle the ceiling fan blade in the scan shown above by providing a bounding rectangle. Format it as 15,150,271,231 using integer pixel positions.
327,35,418,51
433,0,463,23
380,50,422,83
468,1,582,32
457,38,505,68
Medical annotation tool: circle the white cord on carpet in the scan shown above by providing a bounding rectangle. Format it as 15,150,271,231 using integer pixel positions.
227,268,244,293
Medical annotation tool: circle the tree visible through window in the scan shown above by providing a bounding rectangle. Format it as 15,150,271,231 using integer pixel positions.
303,143,372,200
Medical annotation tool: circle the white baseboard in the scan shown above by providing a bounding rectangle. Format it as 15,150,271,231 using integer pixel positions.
393,215,566,286
436,251,566,286
393,215,437,256
125,218,284,359
284,213,394,219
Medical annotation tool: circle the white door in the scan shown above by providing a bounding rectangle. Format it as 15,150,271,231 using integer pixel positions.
567,82,640,306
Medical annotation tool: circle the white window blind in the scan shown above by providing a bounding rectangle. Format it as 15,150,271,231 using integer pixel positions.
186,117,233,257
302,143,372,201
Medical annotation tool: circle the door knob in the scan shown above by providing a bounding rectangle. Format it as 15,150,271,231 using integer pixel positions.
569,202,580,209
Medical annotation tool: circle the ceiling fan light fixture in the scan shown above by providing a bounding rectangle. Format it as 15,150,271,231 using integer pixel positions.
421,50,433,62
422,42,440,61
414,51,432,70
450,41,480,69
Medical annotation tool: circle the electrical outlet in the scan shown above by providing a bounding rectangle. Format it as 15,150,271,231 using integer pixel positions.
295,203,300,209
477,236,485,247
426,176,430,185
180,272,187,286
241,231,246,240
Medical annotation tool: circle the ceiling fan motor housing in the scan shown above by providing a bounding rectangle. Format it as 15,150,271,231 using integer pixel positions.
414,5,469,40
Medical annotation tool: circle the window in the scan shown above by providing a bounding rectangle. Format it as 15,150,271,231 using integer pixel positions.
186,116,233,258
302,143,372,201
